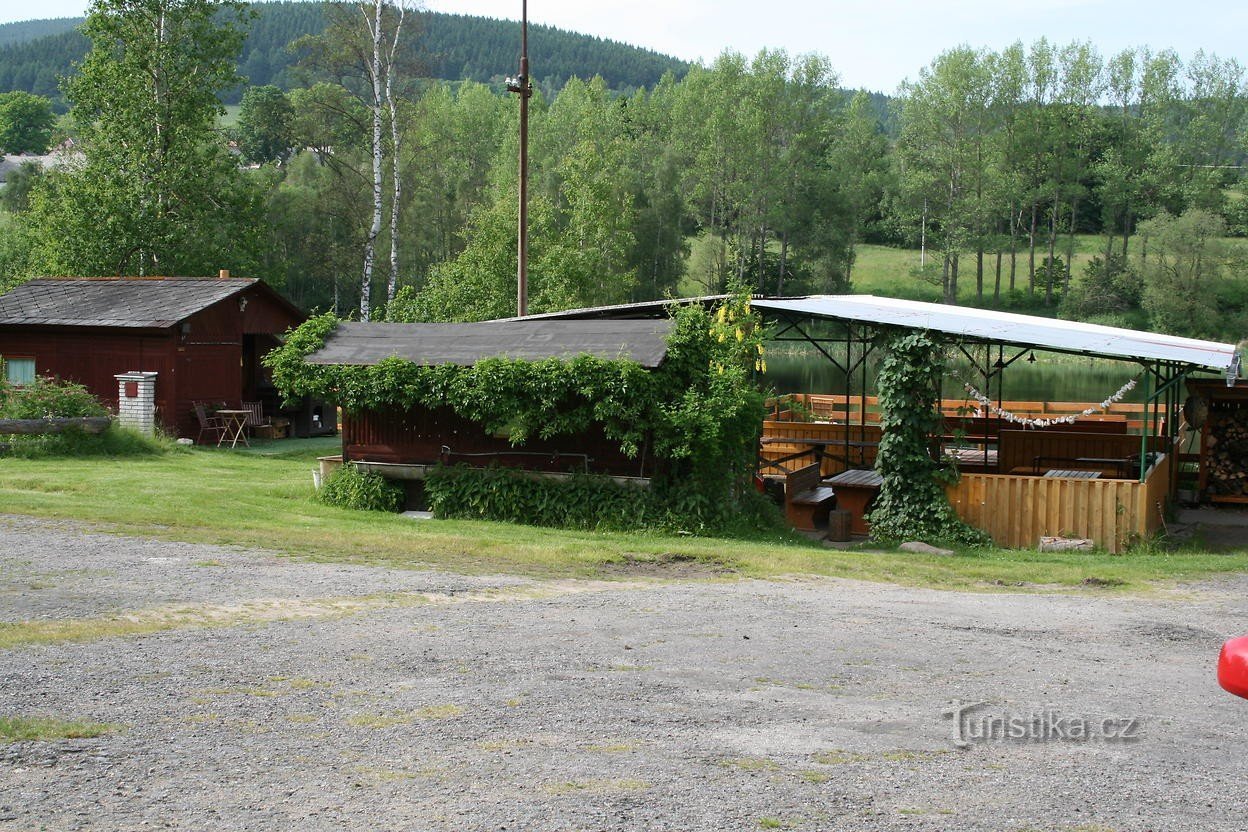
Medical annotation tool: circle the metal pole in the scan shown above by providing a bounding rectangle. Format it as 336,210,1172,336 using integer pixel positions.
507,1,532,317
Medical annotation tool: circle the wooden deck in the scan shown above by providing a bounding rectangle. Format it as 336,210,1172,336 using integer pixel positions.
760,398,1179,551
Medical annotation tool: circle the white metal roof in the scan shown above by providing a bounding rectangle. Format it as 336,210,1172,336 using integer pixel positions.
753,295,1239,372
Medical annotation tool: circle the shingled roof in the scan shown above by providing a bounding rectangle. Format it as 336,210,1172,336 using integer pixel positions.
306,319,674,368
0,277,265,329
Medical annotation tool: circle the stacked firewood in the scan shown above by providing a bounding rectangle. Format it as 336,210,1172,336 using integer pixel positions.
1206,403,1248,496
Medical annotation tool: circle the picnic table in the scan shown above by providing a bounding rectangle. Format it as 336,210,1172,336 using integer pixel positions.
1043,469,1101,480
825,468,883,536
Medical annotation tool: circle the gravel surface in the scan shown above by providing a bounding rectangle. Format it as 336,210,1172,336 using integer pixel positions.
2,514,1247,831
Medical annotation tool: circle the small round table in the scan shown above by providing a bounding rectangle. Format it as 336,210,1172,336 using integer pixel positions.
215,409,251,449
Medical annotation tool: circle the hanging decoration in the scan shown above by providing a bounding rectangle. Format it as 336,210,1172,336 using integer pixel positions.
959,372,1142,428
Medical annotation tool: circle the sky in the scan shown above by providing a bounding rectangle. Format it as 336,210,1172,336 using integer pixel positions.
5,0,1248,93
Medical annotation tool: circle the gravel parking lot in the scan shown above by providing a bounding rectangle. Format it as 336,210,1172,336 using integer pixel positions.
2,514,1246,831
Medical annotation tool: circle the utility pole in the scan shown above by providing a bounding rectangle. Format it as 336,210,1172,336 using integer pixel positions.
506,1,532,316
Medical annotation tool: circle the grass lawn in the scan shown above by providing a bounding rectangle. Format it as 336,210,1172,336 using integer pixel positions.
0,715,115,743
849,235,1113,305
1,442,1246,592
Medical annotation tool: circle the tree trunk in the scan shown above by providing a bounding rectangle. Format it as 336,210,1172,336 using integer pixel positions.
1045,194,1058,306
1064,195,1078,293
778,232,788,295
994,249,1002,304
383,7,405,305
1028,203,1038,295
359,0,384,322
975,247,984,302
1009,209,1018,292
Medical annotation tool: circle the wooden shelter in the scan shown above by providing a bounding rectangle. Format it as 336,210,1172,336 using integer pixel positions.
306,319,673,486
0,275,314,439
512,294,1241,551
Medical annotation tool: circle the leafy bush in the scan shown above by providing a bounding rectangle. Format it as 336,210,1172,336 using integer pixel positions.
3,425,174,458
426,464,785,536
0,374,155,457
427,465,656,530
318,465,405,513
866,331,989,547
0,374,108,419
1060,253,1141,322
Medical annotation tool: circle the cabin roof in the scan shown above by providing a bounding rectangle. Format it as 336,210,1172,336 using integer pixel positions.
305,319,674,368
0,276,299,329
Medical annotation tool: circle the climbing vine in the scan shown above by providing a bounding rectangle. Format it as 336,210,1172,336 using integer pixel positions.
866,331,988,546
266,291,772,532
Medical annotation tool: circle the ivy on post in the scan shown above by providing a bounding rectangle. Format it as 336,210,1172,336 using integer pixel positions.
866,330,988,547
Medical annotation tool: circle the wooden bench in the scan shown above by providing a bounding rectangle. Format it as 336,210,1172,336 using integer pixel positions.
825,468,883,536
784,463,837,531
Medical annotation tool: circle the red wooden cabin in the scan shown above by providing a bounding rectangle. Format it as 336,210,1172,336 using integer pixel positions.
0,275,312,439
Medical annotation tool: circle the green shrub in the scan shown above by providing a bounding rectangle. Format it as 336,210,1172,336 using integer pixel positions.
426,464,785,536
319,465,405,513
427,465,656,530
0,375,108,419
0,375,165,458
2,425,175,458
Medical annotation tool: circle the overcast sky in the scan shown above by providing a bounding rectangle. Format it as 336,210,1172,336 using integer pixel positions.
6,0,1248,93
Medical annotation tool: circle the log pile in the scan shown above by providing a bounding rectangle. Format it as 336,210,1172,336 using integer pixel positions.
1205,402,1248,499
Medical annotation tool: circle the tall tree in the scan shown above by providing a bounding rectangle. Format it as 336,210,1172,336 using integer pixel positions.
294,0,412,319
24,0,261,276
237,83,294,163
0,91,56,154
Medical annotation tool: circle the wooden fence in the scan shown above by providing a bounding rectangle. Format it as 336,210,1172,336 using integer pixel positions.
945,452,1173,553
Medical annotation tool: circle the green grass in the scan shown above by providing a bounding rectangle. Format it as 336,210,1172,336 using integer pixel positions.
0,443,1245,591
0,715,115,743
850,236,1112,305
218,104,241,128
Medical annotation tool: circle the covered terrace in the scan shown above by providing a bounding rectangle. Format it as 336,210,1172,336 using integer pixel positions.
520,295,1241,552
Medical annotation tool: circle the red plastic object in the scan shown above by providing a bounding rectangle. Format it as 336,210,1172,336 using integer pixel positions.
1218,635,1248,700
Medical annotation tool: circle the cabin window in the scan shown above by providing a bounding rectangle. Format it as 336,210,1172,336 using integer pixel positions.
2,357,35,386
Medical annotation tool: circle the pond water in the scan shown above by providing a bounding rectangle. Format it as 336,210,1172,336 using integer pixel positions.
762,346,1152,405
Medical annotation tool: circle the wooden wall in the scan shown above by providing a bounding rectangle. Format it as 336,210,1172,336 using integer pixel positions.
344,405,651,478
0,328,179,428
997,431,1168,475
946,452,1173,553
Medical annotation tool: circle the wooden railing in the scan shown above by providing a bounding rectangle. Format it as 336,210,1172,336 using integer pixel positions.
758,420,881,477
767,393,1152,431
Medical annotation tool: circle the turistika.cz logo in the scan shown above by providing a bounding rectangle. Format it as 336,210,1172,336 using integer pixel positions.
944,700,1144,749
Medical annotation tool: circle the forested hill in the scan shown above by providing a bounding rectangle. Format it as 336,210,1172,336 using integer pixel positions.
0,2,692,102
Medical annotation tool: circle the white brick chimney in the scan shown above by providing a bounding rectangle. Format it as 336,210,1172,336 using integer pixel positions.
115,371,158,435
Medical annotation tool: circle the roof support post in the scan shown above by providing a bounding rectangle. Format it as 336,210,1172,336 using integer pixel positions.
1138,367,1151,483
